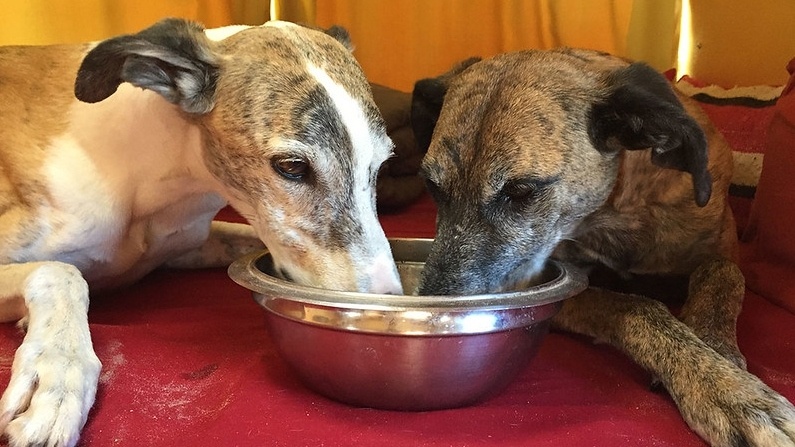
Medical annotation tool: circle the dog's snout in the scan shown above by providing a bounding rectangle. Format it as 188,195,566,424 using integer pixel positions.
418,256,463,296
277,267,293,282
365,253,403,295
418,273,465,296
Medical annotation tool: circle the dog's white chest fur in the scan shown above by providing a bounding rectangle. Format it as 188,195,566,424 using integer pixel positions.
28,85,225,287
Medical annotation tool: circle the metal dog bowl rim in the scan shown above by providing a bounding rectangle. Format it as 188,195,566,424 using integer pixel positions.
228,238,587,335
229,238,585,309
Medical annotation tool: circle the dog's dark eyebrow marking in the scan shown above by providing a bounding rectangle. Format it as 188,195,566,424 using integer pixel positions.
549,90,576,114
531,111,554,135
418,161,440,181
504,174,561,189
440,136,462,169
293,85,354,169
553,48,591,61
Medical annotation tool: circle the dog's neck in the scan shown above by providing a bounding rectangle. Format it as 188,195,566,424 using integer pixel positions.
34,83,227,286
59,83,225,219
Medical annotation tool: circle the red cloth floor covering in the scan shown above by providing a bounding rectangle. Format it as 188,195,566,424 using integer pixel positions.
1,192,793,446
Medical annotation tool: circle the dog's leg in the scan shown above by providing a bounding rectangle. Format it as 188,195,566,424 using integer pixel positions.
0,262,101,447
553,289,795,447
163,221,265,269
679,258,746,369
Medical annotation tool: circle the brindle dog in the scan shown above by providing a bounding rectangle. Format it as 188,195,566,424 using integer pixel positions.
411,48,795,447
0,19,402,447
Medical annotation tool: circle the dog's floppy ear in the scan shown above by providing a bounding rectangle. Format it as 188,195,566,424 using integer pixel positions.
295,23,354,51
411,57,481,153
323,25,354,51
74,18,219,114
588,62,712,207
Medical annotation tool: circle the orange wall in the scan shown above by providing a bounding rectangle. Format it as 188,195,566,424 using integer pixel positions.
686,0,795,87
316,0,637,92
0,0,268,45
318,0,795,90
3,0,792,88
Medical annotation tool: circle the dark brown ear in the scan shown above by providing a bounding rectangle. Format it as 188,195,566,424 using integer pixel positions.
74,18,219,114
323,25,353,51
292,23,354,51
410,57,481,153
588,62,712,207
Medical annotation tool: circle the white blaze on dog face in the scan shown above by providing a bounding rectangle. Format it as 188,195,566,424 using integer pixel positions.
199,23,400,293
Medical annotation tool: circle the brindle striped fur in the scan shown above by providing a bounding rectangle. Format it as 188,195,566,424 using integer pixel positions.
412,48,795,447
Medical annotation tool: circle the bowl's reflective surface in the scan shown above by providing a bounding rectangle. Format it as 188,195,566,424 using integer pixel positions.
229,238,587,411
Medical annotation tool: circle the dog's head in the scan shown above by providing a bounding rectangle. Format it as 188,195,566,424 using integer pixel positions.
74,18,402,294
412,49,710,295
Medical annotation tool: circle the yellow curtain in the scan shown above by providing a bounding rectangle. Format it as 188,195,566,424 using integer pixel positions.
316,0,795,90
270,0,315,23
2,0,792,87
315,0,681,92
626,0,681,72
0,0,270,45
684,0,795,87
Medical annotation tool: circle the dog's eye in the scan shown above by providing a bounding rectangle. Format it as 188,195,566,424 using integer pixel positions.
272,157,309,180
501,180,538,202
500,176,558,205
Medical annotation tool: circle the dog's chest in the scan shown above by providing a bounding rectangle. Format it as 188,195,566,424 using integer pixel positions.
25,108,227,288
97,193,226,288
37,181,225,289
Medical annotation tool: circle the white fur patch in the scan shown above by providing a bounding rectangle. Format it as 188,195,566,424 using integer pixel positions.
0,262,101,447
25,86,227,286
204,24,252,42
305,63,392,201
204,21,300,42
264,21,301,30
304,63,401,293
38,135,122,268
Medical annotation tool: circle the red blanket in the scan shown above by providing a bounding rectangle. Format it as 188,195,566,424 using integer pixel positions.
2,79,795,446
0,190,791,446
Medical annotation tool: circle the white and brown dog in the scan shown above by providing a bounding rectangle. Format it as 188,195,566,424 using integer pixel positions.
0,18,402,447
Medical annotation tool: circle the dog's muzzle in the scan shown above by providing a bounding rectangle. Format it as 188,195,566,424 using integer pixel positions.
364,252,403,294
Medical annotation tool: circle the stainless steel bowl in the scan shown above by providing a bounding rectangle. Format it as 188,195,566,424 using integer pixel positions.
229,238,587,411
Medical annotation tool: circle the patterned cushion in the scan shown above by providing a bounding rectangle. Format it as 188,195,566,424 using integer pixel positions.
675,78,783,234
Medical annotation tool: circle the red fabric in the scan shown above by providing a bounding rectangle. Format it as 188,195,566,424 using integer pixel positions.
4,74,795,446
743,58,795,313
699,95,774,234
0,191,793,447
675,75,777,234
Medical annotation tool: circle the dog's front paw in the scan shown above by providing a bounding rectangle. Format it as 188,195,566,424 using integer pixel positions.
0,338,101,447
677,366,795,447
